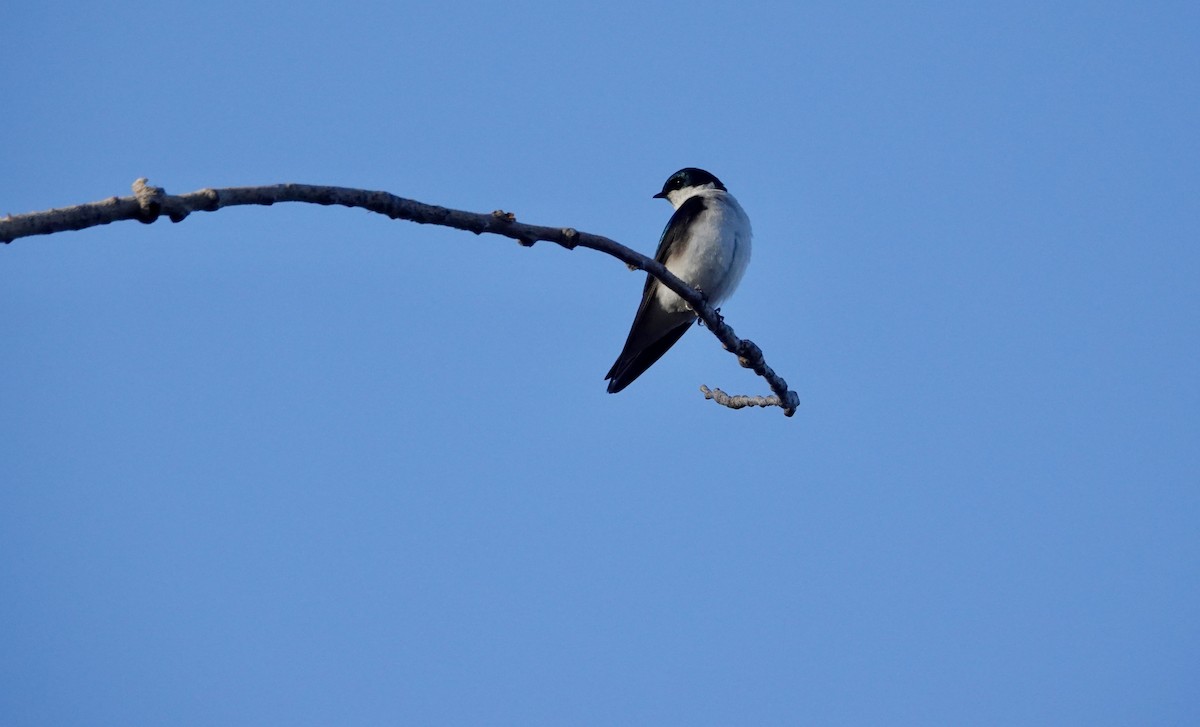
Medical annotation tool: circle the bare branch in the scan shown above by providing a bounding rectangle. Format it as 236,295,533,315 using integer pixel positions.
1,180,800,416
699,386,791,411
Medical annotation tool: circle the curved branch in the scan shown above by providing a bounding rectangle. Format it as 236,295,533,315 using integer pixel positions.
1,180,800,416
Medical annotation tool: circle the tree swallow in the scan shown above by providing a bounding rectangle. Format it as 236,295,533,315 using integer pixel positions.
605,167,752,393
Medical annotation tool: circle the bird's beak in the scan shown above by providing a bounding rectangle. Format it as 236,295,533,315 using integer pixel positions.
652,191,667,199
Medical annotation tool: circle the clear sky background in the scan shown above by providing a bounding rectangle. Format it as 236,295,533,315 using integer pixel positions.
2,2,1197,725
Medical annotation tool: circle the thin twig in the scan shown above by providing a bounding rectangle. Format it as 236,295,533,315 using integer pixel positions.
699,386,786,410
1,180,800,416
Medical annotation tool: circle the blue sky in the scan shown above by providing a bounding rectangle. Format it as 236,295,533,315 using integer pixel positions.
2,2,1197,725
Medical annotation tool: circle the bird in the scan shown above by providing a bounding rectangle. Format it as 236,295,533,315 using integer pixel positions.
605,167,752,393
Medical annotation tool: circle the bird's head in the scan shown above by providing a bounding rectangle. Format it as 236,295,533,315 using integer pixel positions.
653,168,727,209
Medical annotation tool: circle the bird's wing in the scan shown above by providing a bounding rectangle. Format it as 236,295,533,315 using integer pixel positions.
642,195,707,296
604,196,708,393
604,292,695,393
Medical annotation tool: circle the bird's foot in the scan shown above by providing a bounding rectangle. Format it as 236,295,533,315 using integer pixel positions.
698,306,723,328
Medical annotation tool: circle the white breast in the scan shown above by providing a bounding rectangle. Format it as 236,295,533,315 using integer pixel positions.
657,189,752,313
